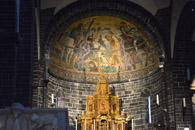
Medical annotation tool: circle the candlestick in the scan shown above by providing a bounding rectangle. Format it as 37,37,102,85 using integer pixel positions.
85,119,86,130
183,97,186,108
132,119,134,130
76,119,77,130
52,94,54,104
156,94,159,105
122,120,123,130
94,119,95,130
93,119,95,130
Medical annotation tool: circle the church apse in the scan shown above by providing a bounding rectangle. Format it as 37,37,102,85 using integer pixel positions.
42,13,165,129
48,16,160,83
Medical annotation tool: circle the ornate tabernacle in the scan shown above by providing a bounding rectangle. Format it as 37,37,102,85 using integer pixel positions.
76,72,128,130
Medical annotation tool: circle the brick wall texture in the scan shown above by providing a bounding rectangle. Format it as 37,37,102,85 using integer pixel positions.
45,70,165,129
0,0,33,108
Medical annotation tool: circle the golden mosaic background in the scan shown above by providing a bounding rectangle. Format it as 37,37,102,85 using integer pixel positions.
49,16,160,82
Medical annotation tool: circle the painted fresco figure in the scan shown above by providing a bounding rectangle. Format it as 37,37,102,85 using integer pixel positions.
63,37,75,67
120,22,132,35
124,50,136,70
91,28,101,50
120,22,135,47
80,19,96,69
142,41,155,66
80,35,94,69
92,27,106,50
133,40,143,67
105,31,125,71
61,46,65,60
87,61,98,72
71,19,96,70
128,50,136,69
69,23,85,47
71,49,82,70
67,20,94,69
70,39,92,71
120,21,145,70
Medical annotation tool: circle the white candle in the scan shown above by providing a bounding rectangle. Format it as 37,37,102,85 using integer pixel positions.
132,119,134,130
85,119,86,130
187,68,190,81
184,127,190,130
75,119,77,130
183,98,186,108
45,66,48,80
52,94,54,104
122,120,123,130
148,96,151,124
156,95,159,105
94,119,95,130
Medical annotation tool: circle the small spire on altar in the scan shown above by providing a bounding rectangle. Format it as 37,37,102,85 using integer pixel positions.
99,66,107,83
101,66,104,75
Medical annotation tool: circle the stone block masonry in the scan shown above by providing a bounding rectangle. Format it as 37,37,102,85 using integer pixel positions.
43,69,165,129
0,0,34,108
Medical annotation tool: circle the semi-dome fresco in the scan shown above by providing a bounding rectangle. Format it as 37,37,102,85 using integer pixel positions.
49,16,160,82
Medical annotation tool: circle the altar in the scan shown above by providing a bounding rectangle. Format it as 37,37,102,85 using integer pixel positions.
76,74,128,130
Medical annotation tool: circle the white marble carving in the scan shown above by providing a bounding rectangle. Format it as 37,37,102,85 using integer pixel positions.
0,116,6,130
31,113,57,130
6,103,25,130
0,103,69,130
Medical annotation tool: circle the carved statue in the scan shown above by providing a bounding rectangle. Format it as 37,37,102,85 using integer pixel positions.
31,113,58,130
0,116,6,130
5,103,25,130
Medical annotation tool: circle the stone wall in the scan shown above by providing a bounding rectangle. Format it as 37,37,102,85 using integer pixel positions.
0,0,34,108
32,8,55,108
44,69,165,129
172,2,195,130
32,1,195,130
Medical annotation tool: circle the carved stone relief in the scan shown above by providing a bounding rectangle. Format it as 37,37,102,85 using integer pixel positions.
0,103,69,130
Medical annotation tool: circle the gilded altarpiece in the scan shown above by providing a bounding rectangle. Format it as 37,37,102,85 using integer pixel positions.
77,75,128,130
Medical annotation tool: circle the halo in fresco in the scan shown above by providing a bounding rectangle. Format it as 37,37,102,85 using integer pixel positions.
49,16,160,82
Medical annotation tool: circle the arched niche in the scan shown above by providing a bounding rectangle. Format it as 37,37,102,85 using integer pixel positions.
56,90,65,108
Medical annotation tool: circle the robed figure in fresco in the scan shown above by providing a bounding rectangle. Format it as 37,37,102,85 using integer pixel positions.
105,31,125,71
